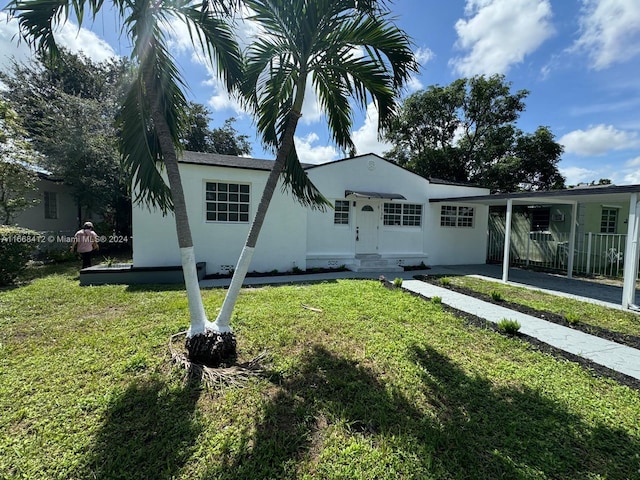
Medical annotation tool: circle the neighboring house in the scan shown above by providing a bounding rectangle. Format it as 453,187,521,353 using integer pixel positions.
14,174,77,233
486,184,635,277
432,184,640,309
131,152,490,274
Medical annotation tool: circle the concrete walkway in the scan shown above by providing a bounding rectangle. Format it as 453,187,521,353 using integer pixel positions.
200,266,640,383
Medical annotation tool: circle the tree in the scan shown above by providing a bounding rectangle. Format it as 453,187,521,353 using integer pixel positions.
211,0,417,336
182,102,251,155
8,0,243,365
384,75,565,192
0,50,131,232
0,100,41,224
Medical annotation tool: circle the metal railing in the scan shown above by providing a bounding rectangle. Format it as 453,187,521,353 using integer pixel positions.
487,230,636,279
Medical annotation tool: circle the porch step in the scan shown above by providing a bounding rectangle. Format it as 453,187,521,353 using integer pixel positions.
348,255,404,273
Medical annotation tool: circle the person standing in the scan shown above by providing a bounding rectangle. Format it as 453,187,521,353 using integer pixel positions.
72,221,99,269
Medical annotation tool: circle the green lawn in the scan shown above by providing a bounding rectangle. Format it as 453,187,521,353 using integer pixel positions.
439,275,640,339
1,262,640,479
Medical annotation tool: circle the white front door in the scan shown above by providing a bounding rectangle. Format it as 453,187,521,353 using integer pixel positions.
355,202,379,254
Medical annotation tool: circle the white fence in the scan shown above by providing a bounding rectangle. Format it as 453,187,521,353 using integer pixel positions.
487,231,634,279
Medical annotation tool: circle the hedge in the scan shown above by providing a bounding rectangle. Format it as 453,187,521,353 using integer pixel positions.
0,225,41,285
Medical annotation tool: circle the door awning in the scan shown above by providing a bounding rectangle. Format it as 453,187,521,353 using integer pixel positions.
345,190,406,200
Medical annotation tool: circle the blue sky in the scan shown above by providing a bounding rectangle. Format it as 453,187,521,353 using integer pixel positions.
1,0,640,186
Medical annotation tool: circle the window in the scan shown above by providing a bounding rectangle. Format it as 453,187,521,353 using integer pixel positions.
440,205,474,228
402,204,422,226
334,200,350,224
44,191,57,219
383,203,402,225
384,203,422,226
601,208,618,233
205,182,250,222
530,207,550,232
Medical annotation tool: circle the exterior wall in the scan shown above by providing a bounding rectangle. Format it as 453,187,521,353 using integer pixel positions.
13,178,77,233
306,155,490,267
132,154,492,274
427,198,489,265
132,163,308,274
306,155,430,266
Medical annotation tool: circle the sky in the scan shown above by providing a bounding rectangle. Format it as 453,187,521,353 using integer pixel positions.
1,0,640,186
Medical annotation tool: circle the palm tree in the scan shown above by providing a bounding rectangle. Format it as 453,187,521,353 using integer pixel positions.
8,0,243,363
212,0,417,334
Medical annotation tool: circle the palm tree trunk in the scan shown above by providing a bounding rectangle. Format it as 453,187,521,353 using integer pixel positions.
143,69,212,338
213,110,302,331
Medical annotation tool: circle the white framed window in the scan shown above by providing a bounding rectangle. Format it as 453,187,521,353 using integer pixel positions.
44,191,57,219
384,203,422,226
205,182,250,222
334,200,350,224
383,203,402,225
600,208,617,233
440,205,474,228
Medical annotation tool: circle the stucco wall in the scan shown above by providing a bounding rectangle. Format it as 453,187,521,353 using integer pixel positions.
305,155,430,261
132,154,492,273
132,163,307,274
306,155,490,266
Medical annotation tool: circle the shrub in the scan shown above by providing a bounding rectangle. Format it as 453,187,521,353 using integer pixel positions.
497,318,521,334
431,296,442,304
490,291,504,302
0,225,41,285
393,277,403,287
564,312,580,325
440,277,451,286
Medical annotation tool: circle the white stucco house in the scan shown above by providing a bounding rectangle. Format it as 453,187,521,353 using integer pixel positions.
131,152,490,275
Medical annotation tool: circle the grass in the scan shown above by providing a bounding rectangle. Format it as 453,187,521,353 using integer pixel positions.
2,262,640,479
442,275,640,339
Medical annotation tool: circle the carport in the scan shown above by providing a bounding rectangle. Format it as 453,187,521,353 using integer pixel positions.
430,184,640,310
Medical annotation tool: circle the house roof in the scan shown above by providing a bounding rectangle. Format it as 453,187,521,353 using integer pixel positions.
179,151,319,170
429,184,640,206
179,151,276,170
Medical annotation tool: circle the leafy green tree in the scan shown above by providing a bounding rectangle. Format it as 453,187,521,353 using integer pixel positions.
384,74,565,192
182,102,251,155
0,100,41,224
211,0,417,333
8,0,243,364
0,51,131,231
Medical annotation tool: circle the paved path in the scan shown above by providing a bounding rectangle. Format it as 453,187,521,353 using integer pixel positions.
200,266,640,383
402,279,640,382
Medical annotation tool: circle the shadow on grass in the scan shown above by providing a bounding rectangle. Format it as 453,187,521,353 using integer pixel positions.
409,345,640,479
202,345,435,480
78,375,203,480
202,344,640,480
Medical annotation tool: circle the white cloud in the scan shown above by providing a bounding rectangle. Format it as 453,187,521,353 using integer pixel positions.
0,16,115,72
560,166,599,185
573,0,640,70
294,133,338,165
415,47,435,66
622,171,640,184
626,156,640,167
450,0,554,76
55,22,116,62
619,156,640,184
559,124,640,156
352,102,392,156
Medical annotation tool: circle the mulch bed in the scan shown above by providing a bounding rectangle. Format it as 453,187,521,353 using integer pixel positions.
401,276,640,391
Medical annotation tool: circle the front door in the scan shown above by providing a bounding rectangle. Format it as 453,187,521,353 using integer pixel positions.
355,202,379,254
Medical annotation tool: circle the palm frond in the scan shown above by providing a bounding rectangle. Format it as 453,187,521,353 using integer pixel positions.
281,137,331,210
172,4,243,91
118,80,173,213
